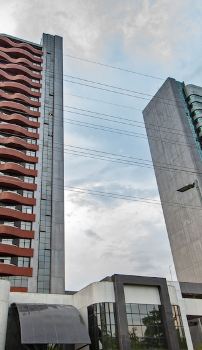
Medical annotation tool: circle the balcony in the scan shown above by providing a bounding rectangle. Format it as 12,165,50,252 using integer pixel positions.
0,263,32,276
0,162,37,177
0,147,38,163
0,174,37,191
0,243,33,257
0,206,35,222
0,191,36,205
0,224,34,239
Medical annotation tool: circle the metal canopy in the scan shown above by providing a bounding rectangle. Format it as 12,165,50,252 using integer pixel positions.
15,303,91,345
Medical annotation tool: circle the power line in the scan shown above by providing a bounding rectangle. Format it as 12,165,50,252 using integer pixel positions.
64,118,198,149
63,53,165,81
64,105,194,139
64,144,202,175
64,78,185,106
65,92,141,111
64,185,202,210
64,74,183,105
0,127,201,175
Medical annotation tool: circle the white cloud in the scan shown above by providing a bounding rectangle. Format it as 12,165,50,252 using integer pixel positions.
65,189,174,290
4,0,201,62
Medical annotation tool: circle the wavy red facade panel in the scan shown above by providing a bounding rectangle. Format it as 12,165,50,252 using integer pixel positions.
0,113,40,128
0,207,35,221
0,65,42,81
0,225,34,239
0,101,40,117
0,136,39,151
0,175,37,191
0,81,41,97
0,123,39,138
0,192,36,205
0,263,32,277
10,286,28,292
0,243,33,257
0,90,41,107
0,46,43,63
0,147,38,163
0,50,42,71
0,35,42,56
0,162,37,176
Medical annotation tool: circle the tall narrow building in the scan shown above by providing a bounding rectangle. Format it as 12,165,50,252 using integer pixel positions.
0,33,64,293
143,78,202,283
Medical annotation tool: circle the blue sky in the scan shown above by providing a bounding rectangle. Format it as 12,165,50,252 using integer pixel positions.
2,0,202,290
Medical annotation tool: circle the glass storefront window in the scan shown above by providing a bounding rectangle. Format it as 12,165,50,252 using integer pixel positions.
88,302,118,350
126,303,167,349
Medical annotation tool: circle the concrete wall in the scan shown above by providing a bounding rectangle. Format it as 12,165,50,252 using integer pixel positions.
143,78,202,283
124,285,161,304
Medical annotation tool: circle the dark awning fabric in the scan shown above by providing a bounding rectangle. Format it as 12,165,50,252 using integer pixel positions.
15,303,91,345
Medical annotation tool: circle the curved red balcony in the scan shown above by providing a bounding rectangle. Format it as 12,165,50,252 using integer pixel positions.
0,101,40,117
0,162,37,177
0,147,38,163
0,113,40,128
0,35,42,56
0,207,35,222
0,81,41,97
0,47,42,63
0,175,37,191
0,51,42,71
0,65,42,81
0,192,36,205
0,263,32,276
0,90,40,107
0,225,34,239
0,136,38,151
10,286,28,292
0,123,39,138
0,243,33,257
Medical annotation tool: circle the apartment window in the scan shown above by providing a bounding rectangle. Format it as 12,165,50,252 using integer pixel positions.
26,150,36,157
23,190,33,198
27,139,37,144
31,88,39,92
21,221,32,230
0,238,13,245
2,221,15,227
88,303,118,350
19,239,31,248
28,116,36,121
0,257,11,264
30,107,38,111
28,127,37,133
18,257,30,267
25,163,35,170
24,176,34,184
22,206,33,214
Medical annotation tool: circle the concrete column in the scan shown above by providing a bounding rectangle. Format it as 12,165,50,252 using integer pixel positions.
0,280,10,350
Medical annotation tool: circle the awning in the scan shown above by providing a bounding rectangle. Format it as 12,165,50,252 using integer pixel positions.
15,303,91,345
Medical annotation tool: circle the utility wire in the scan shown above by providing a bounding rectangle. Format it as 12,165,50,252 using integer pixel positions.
63,74,183,105
64,185,202,210
63,53,165,80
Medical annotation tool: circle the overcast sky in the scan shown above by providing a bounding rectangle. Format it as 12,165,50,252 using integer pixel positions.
2,0,202,290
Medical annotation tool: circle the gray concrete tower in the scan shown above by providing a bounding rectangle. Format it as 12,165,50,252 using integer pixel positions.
143,78,202,283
